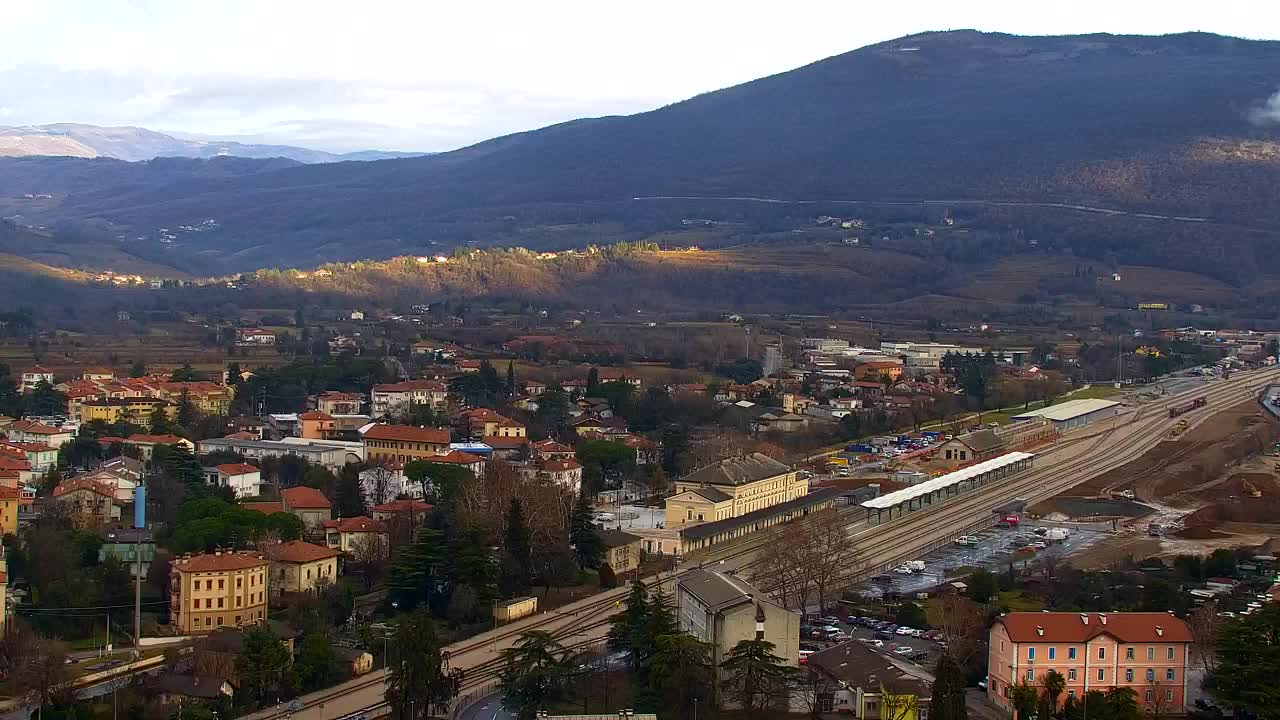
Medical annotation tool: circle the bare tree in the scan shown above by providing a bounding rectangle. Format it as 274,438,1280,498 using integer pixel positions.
349,533,390,590
363,463,398,506
928,595,988,665
6,623,72,709
795,667,840,718
1143,681,1175,719
804,509,865,612
1187,604,1222,673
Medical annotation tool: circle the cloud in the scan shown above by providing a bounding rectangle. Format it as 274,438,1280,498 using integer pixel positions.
1249,89,1280,126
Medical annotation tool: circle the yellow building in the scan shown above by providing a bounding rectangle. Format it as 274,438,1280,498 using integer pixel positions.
322,516,389,552
155,382,235,416
360,424,450,464
0,485,18,536
264,541,340,595
665,453,807,527
169,551,269,634
0,565,7,636
79,398,174,425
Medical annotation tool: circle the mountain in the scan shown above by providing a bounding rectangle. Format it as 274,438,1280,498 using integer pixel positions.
1,30,1279,277
0,123,425,163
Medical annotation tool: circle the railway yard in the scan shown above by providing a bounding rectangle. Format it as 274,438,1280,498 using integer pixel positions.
240,365,1280,720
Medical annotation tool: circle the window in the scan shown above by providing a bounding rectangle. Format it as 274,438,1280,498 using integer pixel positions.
235,615,241,624
205,618,211,627
237,578,242,588
1166,669,1175,682
1048,647,1056,660
236,597,242,607
1000,640,1005,652
1028,647,1036,660
205,580,213,590
1125,669,1134,682
1099,647,1106,660
217,598,224,609
1068,647,1077,660
1145,690,1153,702
205,598,212,609
218,579,225,590
1068,669,1077,681
1145,669,1154,682
1166,689,1174,702
1125,647,1135,660
1067,690,1076,698
1026,669,1034,681
217,616,223,626
1147,647,1155,661
1168,647,1175,660
1097,669,1105,682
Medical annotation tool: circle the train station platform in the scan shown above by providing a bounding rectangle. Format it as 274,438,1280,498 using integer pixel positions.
859,451,1035,524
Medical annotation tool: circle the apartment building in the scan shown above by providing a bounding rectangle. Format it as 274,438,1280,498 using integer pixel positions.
370,380,448,419
360,423,450,464
264,541,340,595
169,551,269,634
988,612,1193,714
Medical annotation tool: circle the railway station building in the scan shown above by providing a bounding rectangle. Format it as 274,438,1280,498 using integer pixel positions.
1011,398,1121,432
860,451,1035,524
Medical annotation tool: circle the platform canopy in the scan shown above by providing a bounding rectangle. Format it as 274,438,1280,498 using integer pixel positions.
860,451,1034,510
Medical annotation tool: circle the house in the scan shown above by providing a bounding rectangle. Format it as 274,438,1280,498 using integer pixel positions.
422,449,486,477
280,486,334,531
482,434,530,459
298,411,338,439
523,380,547,396
675,570,801,687
149,674,234,704
82,367,115,382
207,463,263,499
571,415,610,436
853,360,904,383
936,429,1005,463
20,365,54,393
804,640,932,717
52,478,120,528
531,439,575,460
323,516,389,552
0,441,58,474
988,612,1194,714
264,541,340,595
665,453,807,527
198,437,356,471
4,420,73,449
169,550,270,634
0,485,18,535
79,397,174,426
460,409,527,439
370,498,433,523
125,433,195,461
236,328,276,346
312,391,363,415
99,529,156,578
335,646,375,676
371,380,450,419
240,500,285,516
595,368,642,388
192,621,299,686
601,530,642,575
361,423,450,464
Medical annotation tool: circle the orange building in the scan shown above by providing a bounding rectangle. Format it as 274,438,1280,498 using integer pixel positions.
298,411,338,439
169,551,269,634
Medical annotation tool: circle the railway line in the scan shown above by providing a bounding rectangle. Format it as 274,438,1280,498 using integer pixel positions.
244,368,1277,720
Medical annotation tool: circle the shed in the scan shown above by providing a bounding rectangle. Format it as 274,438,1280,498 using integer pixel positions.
495,596,538,624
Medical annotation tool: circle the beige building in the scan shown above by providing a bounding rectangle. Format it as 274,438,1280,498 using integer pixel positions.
264,540,340,595
371,380,449,418
360,423,450,464
169,551,269,634
601,529,642,574
280,486,334,531
675,570,801,685
323,516,389,552
665,453,806,527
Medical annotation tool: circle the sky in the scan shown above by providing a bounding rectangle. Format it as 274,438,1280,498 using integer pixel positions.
2,0,1279,153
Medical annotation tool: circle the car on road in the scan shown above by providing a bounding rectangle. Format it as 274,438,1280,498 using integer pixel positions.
893,646,914,655
978,677,988,690
799,649,814,664
875,630,894,640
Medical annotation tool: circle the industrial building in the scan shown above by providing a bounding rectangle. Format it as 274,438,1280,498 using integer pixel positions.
1010,398,1121,432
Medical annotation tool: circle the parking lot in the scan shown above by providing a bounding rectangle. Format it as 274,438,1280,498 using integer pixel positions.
856,522,1105,598
801,615,940,668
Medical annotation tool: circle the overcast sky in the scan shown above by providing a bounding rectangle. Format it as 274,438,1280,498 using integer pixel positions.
2,0,1278,152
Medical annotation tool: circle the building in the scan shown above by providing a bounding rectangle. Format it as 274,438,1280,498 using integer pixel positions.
0,485,18,535
236,328,276,346
601,529,642,574
370,498,433,523
420,449,486,477
4,420,73,449
361,423,450,464
323,516,388,552
264,540,340,595
371,380,449,419
460,409,527,439
666,453,807,528
298,411,338,439
0,565,7,635
124,434,195,461
805,640,932,717
78,397,174,426
936,429,1005,463
336,646,375,676
197,437,356,470
281,486,334,531
853,360,904,382
149,674,234,705
20,365,54,393
1011,399,1123,432
0,441,58,474
99,529,156,578
52,478,120,528
169,550,270,634
988,612,1193,714
675,570,801,688
312,391,363,415
206,463,263,498
534,458,584,492
762,343,784,378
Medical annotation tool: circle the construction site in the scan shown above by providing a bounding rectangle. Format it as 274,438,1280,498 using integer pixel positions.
1029,395,1280,567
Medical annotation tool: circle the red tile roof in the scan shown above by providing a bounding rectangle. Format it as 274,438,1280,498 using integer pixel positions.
323,516,387,533
371,498,433,514
126,434,187,445
265,540,340,564
373,380,447,393
362,424,449,444
1,441,56,453
539,458,582,472
53,477,116,499
172,551,269,572
483,435,529,449
425,450,485,466
241,501,285,515
281,486,332,509
298,411,334,421
995,612,1193,644
7,420,62,435
0,485,20,500
215,463,260,476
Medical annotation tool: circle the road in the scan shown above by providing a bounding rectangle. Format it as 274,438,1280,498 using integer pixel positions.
238,366,1278,720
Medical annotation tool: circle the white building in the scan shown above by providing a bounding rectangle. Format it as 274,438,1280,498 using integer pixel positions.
207,463,263,498
19,365,54,393
371,380,449,418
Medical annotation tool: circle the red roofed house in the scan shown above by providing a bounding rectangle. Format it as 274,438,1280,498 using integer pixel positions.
263,541,340,595
236,328,276,346
82,367,116,382
422,450,486,476
0,441,59,473
531,439,575,460
595,367,642,388
241,501,285,516
370,498,433,522
360,423,450,464
988,612,1194,714
208,463,263,499
312,391,363,416
4,420,73,449
323,516,388,552
281,486,334,531
20,365,54,393
533,458,583,492
125,434,195,461
52,478,121,528
169,551,269,634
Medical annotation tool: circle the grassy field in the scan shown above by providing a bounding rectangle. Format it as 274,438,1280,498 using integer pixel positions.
997,589,1045,612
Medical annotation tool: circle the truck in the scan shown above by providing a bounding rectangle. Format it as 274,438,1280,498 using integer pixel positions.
846,443,877,454
905,560,926,571
1045,528,1070,542
922,430,942,440
997,515,1021,528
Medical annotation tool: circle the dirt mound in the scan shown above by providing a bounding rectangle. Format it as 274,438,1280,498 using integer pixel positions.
1175,526,1231,539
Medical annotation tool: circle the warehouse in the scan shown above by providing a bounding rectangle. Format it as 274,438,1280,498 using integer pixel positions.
1010,398,1121,432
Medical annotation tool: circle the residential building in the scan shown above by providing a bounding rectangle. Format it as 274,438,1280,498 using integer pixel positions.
124,434,195,461
150,674,234,705
460,408,527,439
666,453,807,527
236,328,276,346
4,420,73,449
532,439,575,460
312,391,363,415
361,423,450,464
99,529,156,578
169,551,269,634
675,570,801,688
336,647,375,676
20,365,54,393
298,411,338,439
78,397,174,426
937,429,1005,463
323,516,389,552
197,437,357,470
206,463,263,498
531,457,584,491
853,360,904,383
421,449,486,477
601,529,642,574
370,380,449,419
81,367,115,382
264,540,340,595
0,441,58,474
370,498,433,523
52,478,120,528
988,612,1193,714
281,486,334,531
0,485,18,535
595,367,642,387
805,640,932,717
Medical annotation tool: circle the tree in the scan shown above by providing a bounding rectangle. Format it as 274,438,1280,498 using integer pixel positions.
1187,603,1222,673
498,631,582,720
176,389,198,429
967,569,997,604
1043,669,1067,716
534,383,571,436
0,363,23,418
585,367,601,397
506,361,517,398
607,579,651,669
170,364,200,382
504,498,532,589
236,625,293,707
1208,604,1280,718
895,601,928,629
5,621,70,709
387,526,449,611
931,653,968,720
334,463,369,518
386,609,463,720
295,632,341,691
129,360,146,377
349,533,390,590
648,633,715,718
1009,682,1040,720
719,638,799,716
149,405,176,436
928,595,988,665
568,493,605,569
27,378,66,417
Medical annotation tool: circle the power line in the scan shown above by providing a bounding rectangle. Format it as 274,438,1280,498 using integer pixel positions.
17,600,170,613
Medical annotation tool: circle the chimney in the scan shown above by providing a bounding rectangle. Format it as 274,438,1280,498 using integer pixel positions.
1081,614,1088,624
1036,625,1044,637
1100,613,1107,625
1156,626,1164,637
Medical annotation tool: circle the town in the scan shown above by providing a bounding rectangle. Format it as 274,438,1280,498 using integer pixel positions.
1,307,1279,720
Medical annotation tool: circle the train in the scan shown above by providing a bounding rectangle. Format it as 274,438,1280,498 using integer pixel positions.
1168,396,1207,418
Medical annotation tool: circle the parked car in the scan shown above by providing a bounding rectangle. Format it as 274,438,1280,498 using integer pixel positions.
847,616,860,625
896,626,914,635
799,650,814,663
978,677,988,691
893,646,914,655
869,639,885,648
800,642,820,652
1031,541,1048,550
820,616,841,626
876,630,894,640
911,629,925,638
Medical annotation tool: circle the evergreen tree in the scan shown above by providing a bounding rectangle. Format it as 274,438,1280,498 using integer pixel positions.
448,527,498,620
148,405,176,435
719,638,799,716
498,631,581,720
647,633,714,719
0,363,22,418
295,632,341,691
1210,604,1280,718
387,526,449,610
170,364,199,382
585,367,601,397
568,493,605,569
931,653,968,720
606,579,651,669
505,498,532,579
534,382,571,436
506,361,516,397
641,587,677,659
334,464,368,518
386,609,462,719
175,389,198,430
226,362,243,385
128,360,146,378
236,625,293,707
27,379,66,417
